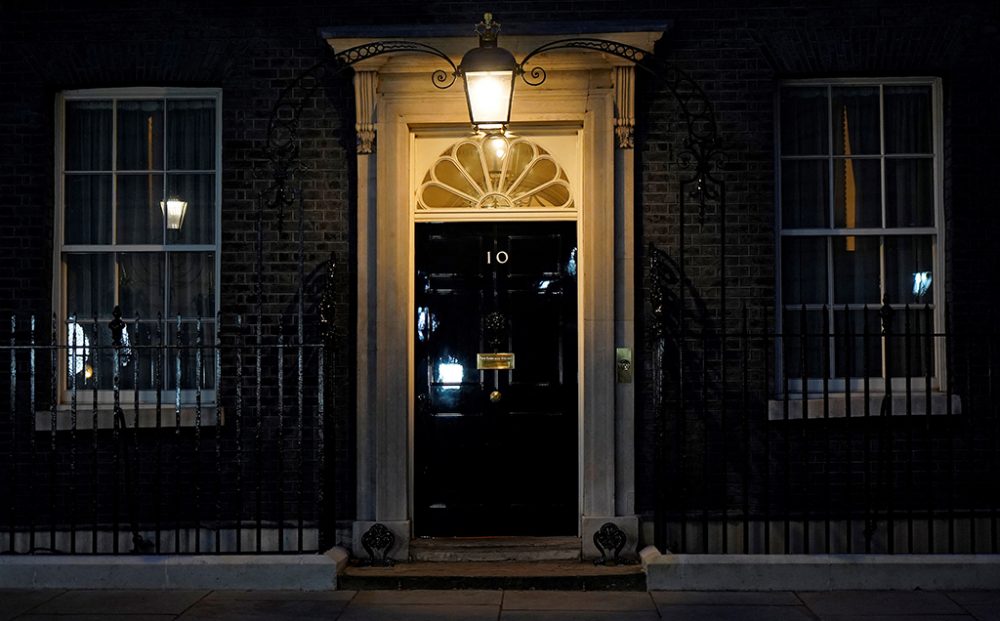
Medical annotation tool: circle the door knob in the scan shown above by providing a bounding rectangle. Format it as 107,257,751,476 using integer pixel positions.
489,390,502,403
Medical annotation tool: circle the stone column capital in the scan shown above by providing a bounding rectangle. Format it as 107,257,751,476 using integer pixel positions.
353,70,378,154
614,66,635,150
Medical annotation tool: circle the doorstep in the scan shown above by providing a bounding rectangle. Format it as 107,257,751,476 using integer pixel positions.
339,560,646,591
409,536,581,562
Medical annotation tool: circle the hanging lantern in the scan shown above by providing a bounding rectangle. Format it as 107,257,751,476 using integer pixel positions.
459,13,517,132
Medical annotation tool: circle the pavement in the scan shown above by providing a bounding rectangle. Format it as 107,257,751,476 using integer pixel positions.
0,589,997,620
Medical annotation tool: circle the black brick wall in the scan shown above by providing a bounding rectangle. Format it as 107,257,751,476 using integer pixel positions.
1,0,998,550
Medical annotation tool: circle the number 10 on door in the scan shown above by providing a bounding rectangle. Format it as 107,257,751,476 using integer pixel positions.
486,250,508,265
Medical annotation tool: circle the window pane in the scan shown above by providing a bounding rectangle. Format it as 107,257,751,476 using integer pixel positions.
781,237,827,305
833,235,879,304
832,87,879,155
781,160,828,228
833,158,880,228
834,309,881,379
118,253,164,318
117,100,163,171
166,174,214,244
166,322,216,390
169,253,214,318
780,87,828,155
167,99,215,170
782,309,825,380
886,308,933,377
885,236,934,305
884,86,932,154
65,174,112,244
65,101,112,171
68,319,114,391
116,174,164,244
65,254,114,317
886,158,933,227
119,320,159,391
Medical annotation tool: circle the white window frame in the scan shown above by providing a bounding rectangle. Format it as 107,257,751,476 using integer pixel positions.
775,77,946,395
53,87,222,407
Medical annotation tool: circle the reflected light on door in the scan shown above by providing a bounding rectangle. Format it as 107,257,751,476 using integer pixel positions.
437,362,464,389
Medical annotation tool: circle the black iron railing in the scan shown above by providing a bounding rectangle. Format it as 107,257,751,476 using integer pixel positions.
649,295,1000,555
0,309,335,555
3,299,996,556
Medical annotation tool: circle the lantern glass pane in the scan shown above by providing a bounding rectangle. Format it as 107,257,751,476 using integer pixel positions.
465,70,512,128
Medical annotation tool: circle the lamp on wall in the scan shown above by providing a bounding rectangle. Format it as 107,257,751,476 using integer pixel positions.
457,13,517,133
260,10,726,558
160,196,188,230
265,11,725,224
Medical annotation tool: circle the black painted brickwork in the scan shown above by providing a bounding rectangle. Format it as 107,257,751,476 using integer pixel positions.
1,1,999,550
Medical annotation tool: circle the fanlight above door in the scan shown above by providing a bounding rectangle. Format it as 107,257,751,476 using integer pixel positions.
417,136,573,210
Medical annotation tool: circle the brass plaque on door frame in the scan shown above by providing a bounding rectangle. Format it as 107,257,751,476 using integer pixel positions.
477,352,515,370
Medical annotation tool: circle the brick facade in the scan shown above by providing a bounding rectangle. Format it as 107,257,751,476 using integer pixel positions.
1,0,998,553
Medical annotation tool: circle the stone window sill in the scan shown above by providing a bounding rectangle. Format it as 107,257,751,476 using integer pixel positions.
767,393,961,421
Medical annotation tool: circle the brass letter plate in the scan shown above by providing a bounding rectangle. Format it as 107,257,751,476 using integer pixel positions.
477,352,515,370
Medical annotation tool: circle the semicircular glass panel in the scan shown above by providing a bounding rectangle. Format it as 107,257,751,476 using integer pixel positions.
417,136,573,211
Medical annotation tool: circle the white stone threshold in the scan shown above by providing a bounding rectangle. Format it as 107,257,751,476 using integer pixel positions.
0,548,349,590
642,547,1000,591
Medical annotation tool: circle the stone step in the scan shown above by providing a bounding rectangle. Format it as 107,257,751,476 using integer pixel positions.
409,536,581,562
339,560,646,591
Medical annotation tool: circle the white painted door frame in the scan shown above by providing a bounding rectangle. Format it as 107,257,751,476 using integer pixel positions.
325,30,659,559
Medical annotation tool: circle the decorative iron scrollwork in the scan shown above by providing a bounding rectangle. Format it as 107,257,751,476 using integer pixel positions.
256,24,726,230
518,38,648,87
513,36,724,212
109,305,125,348
256,41,460,231
593,521,628,565
319,252,337,346
335,40,458,78
647,245,674,341
879,296,895,336
360,522,395,567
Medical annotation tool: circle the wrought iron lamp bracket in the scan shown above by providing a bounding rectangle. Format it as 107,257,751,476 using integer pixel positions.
256,31,726,229
515,36,725,214
256,41,461,231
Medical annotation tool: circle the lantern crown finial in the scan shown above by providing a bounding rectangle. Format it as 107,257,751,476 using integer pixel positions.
476,12,501,47
459,12,517,132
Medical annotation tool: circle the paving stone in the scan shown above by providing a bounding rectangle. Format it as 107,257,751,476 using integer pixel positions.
34,590,208,615
501,612,659,621
336,604,500,621
649,605,815,621
353,589,502,606
501,612,660,621
820,615,974,621
201,590,355,602
652,591,801,606
19,617,175,621
947,591,1000,621
502,590,655,611
179,596,350,620
799,591,966,617
0,590,63,621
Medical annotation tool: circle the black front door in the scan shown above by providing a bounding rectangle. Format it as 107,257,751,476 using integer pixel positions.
414,221,578,537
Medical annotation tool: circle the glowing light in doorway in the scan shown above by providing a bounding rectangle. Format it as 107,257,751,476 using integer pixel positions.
437,362,464,390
